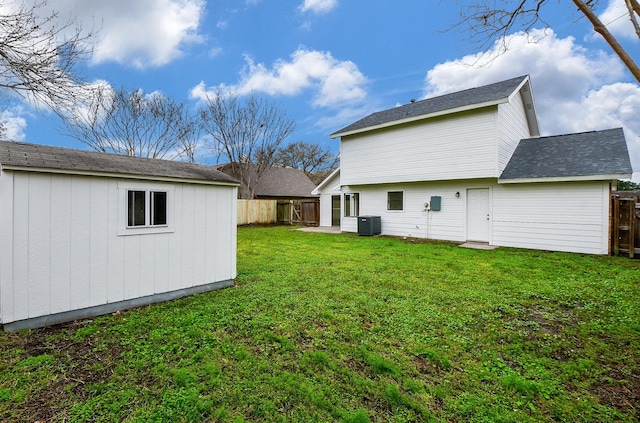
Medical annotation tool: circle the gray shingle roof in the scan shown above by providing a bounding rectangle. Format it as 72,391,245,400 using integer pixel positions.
256,166,318,198
0,141,239,184
332,75,528,137
499,128,632,181
216,163,318,198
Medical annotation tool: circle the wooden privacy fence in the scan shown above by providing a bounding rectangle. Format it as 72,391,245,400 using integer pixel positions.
278,199,319,226
237,199,319,226
237,199,277,225
611,191,640,258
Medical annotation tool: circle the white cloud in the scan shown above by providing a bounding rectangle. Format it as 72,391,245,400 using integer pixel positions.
44,0,205,69
299,0,338,14
190,48,368,107
424,28,639,177
0,108,27,141
598,0,639,41
209,46,224,58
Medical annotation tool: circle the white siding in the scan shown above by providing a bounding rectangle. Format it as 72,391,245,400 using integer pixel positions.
0,171,13,322
341,181,493,241
0,171,237,325
492,182,611,254
341,109,498,186
497,92,531,173
315,170,340,227
341,180,612,255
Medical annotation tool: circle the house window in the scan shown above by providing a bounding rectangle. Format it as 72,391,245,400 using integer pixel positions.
344,193,359,217
387,191,404,211
127,189,168,227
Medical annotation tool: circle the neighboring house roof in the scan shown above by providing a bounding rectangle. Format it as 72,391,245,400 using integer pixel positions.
332,75,538,138
499,128,633,183
216,163,318,198
0,141,239,185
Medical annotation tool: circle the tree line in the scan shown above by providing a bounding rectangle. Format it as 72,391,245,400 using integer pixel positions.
59,86,337,195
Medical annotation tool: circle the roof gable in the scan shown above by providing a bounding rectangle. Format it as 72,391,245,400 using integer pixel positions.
0,141,239,185
312,167,340,195
499,128,632,182
332,75,534,137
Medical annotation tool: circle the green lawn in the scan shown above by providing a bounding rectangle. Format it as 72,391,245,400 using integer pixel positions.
1,226,639,422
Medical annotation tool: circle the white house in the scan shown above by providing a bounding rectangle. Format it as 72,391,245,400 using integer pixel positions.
315,75,633,255
0,141,240,331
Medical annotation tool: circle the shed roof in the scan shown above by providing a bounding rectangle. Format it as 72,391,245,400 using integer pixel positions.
499,128,632,183
0,141,239,185
332,75,534,138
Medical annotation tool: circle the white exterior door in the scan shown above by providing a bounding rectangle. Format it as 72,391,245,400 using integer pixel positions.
467,188,490,242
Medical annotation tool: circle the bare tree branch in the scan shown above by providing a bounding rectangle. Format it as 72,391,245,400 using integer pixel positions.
624,0,640,39
199,91,296,199
60,86,198,160
572,0,640,82
273,141,339,184
0,0,98,112
451,0,640,83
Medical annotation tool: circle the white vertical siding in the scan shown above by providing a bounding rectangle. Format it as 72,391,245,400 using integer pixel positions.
89,178,109,306
0,171,14,322
0,171,237,325
492,182,611,254
107,180,125,304
341,109,499,186
179,184,196,289
70,177,91,310
50,176,72,314
28,174,51,318
193,186,207,289
497,92,531,173
12,174,29,321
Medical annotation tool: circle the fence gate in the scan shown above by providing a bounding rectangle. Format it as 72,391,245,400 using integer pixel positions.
277,199,319,226
611,192,640,258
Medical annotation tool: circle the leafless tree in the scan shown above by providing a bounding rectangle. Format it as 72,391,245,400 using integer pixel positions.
60,87,198,160
274,141,339,184
0,0,98,111
199,91,296,199
453,0,640,83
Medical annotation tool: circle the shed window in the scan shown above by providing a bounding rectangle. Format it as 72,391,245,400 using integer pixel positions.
151,191,167,225
128,190,146,226
344,193,359,217
127,189,168,227
387,191,404,211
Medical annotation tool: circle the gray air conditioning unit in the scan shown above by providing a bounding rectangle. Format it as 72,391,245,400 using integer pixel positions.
358,216,381,236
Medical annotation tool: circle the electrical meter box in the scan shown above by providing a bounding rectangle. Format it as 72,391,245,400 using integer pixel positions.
430,196,442,211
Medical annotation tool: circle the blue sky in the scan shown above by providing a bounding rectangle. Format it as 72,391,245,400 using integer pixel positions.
2,0,639,178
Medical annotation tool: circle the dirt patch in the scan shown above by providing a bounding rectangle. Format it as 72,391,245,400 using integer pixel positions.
13,321,124,421
591,368,640,413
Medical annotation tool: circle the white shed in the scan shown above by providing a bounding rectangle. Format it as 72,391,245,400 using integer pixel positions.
0,141,239,331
